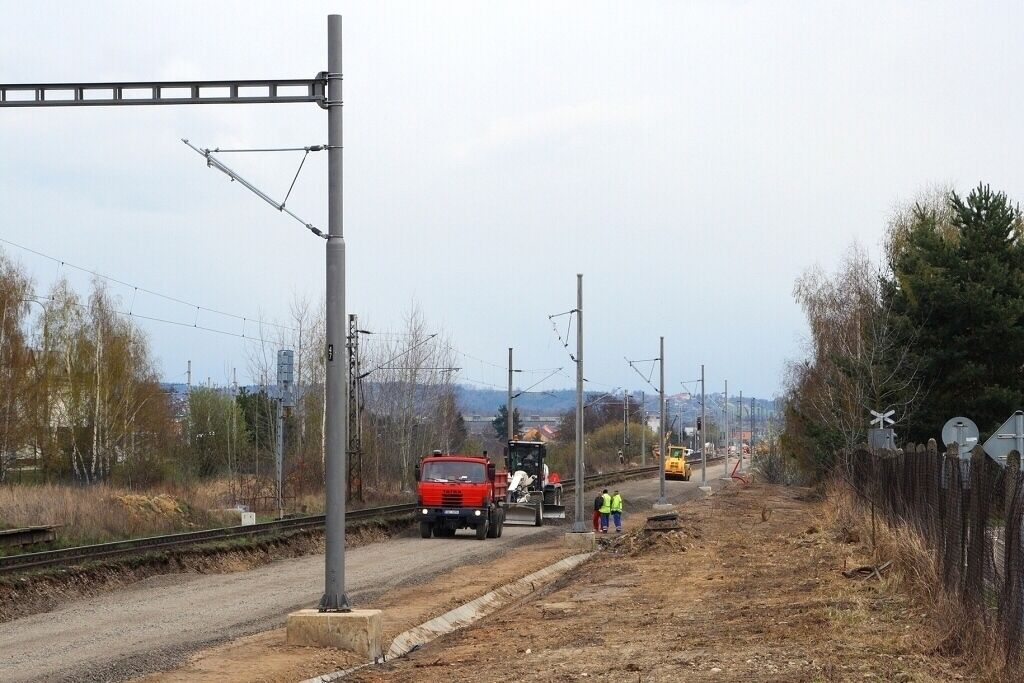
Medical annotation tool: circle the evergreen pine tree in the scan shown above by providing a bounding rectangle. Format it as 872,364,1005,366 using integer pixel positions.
885,183,1024,440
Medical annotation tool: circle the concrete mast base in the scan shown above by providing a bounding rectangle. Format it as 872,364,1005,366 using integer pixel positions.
286,609,383,658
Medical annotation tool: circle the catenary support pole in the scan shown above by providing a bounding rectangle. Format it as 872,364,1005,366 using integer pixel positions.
640,391,646,466
750,397,755,464
738,390,744,472
320,13,349,612
722,379,729,480
572,274,586,532
700,364,707,486
507,348,514,442
623,390,629,449
276,396,284,519
656,336,667,505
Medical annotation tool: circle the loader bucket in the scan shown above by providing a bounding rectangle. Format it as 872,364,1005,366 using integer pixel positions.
504,501,543,526
543,504,566,520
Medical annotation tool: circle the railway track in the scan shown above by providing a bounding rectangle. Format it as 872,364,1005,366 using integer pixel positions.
0,465,660,575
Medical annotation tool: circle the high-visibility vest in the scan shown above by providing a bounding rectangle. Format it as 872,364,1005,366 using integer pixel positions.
611,494,623,512
599,493,612,514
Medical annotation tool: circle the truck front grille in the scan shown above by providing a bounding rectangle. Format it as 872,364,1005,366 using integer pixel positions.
441,492,462,507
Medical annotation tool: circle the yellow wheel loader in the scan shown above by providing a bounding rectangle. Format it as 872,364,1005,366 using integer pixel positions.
665,445,692,481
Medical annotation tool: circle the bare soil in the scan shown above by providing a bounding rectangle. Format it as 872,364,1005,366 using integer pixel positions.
135,472,701,683
137,542,575,683
350,482,974,682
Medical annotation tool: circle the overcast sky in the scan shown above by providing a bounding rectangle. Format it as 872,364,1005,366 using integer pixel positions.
2,1,1022,399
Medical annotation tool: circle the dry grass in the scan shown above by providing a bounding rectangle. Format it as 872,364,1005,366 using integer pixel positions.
823,479,1009,681
0,473,418,552
0,482,230,549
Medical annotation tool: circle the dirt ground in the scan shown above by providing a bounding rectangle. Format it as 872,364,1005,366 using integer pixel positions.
136,541,576,683
351,482,974,683
133,472,711,683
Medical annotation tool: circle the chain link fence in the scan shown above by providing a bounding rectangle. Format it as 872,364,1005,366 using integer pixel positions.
842,442,1024,667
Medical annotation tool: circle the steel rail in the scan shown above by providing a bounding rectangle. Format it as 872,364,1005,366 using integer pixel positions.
0,466,664,574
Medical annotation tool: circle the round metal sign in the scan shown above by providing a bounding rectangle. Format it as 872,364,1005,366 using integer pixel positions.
941,416,979,456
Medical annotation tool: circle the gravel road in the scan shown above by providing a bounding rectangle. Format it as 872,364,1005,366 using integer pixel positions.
0,462,730,682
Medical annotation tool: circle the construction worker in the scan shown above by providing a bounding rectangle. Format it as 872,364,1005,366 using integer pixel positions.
611,489,624,533
599,489,612,532
592,492,602,531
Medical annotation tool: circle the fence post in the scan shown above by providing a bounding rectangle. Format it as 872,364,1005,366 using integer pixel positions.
1007,450,1020,519
1002,450,1022,668
926,439,939,546
943,446,963,593
964,446,987,609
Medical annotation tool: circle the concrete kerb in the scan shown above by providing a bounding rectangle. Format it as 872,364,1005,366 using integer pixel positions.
301,551,594,682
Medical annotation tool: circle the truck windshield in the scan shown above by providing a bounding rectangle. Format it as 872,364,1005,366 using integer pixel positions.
421,460,486,483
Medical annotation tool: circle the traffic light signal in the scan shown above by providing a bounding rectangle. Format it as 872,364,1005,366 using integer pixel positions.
696,417,702,431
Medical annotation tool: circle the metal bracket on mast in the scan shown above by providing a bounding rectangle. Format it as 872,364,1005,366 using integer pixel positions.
182,139,326,239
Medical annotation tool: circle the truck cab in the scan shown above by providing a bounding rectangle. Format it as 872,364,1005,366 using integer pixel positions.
415,452,507,540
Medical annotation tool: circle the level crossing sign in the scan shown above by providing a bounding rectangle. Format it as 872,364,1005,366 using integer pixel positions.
982,411,1024,467
870,409,895,427
941,416,979,459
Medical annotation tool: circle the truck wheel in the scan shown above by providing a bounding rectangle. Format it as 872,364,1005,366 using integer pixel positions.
486,511,499,537
419,522,432,539
475,520,489,540
534,501,543,527
497,510,504,537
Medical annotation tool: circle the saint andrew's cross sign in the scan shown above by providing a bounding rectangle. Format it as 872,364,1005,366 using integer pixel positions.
870,409,895,427
868,409,896,451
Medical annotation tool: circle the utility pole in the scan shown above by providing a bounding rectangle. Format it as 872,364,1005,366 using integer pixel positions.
722,379,729,481
347,314,362,502
276,394,285,519
656,336,668,507
640,391,646,466
185,360,192,445
571,274,587,533
276,350,295,521
507,347,514,442
699,364,708,491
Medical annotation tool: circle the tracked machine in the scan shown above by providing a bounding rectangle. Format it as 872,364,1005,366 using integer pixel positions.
503,440,565,526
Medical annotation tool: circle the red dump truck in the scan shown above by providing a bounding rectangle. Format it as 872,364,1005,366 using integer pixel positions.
415,451,508,539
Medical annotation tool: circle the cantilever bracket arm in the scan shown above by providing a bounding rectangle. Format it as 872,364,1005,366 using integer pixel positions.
182,139,326,239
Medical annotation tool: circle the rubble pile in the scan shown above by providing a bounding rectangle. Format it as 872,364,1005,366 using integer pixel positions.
601,522,698,556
